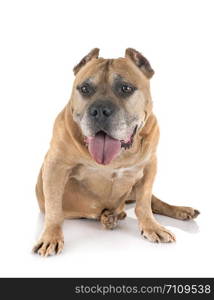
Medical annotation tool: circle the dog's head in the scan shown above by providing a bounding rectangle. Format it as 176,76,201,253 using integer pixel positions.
70,48,154,165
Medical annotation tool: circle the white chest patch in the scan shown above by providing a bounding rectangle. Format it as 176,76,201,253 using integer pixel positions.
84,161,145,181
112,165,142,178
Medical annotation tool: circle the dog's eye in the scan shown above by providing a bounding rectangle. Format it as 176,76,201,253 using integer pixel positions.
121,84,134,94
81,85,90,95
77,83,95,97
113,77,136,98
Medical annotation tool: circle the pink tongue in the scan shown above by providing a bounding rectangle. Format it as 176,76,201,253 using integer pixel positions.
88,132,121,165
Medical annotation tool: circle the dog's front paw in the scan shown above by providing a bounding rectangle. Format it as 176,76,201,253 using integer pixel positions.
32,225,64,257
140,222,176,243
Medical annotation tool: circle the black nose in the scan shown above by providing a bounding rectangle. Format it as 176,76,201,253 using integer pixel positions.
88,100,115,122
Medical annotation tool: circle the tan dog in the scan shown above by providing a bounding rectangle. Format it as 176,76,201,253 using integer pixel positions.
33,48,199,256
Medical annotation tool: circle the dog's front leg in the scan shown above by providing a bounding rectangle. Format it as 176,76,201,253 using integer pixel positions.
33,159,69,256
135,156,176,243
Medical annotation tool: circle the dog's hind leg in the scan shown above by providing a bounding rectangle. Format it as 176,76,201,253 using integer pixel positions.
151,194,200,220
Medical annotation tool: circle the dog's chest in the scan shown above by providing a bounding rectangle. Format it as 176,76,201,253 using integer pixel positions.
70,162,144,200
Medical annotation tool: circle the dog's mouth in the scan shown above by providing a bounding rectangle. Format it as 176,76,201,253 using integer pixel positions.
84,126,137,165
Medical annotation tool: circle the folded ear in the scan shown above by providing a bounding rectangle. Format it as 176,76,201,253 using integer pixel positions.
125,48,154,79
73,48,100,75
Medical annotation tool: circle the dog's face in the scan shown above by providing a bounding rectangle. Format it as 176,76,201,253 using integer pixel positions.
70,48,154,165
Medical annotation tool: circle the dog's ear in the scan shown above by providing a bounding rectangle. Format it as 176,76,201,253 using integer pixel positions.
125,48,154,79
73,48,100,75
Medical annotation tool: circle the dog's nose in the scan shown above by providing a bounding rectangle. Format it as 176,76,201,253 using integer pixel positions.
88,100,115,122
90,106,112,118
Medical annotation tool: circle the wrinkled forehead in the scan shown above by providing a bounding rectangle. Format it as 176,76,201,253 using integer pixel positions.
74,57,148,88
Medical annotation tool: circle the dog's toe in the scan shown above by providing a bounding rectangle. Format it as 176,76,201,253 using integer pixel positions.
193,209,200,218
32,242,43,253
117,211,127,220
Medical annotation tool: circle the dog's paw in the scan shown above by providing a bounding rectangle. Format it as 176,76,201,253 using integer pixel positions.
174,207,200,220
140,223,176,243
32,226,64,257
100,210,118,230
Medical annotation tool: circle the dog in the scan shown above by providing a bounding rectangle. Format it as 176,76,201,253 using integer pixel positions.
33,48,199,256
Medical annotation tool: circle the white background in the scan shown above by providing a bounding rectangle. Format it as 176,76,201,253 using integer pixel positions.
0,0,213,277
